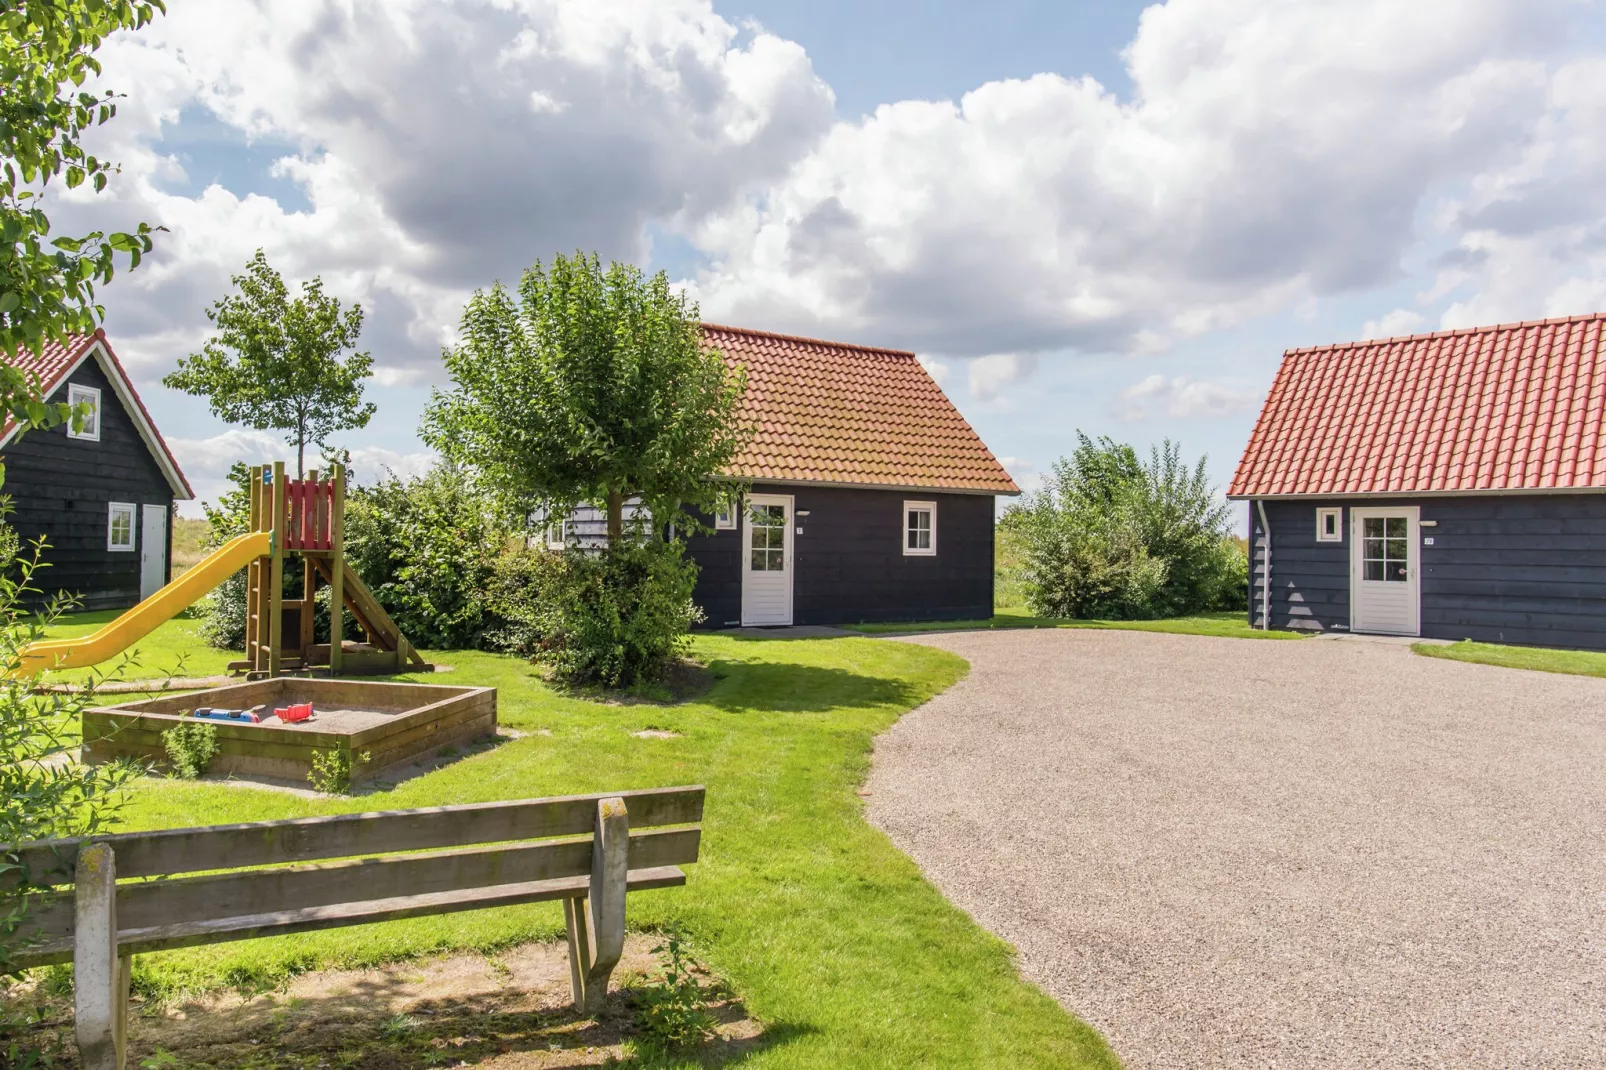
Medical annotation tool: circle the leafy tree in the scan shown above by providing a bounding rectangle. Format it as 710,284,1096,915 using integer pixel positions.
1014,433,1243,619
164,250,376,478
422,251,748,543
0,0,165,474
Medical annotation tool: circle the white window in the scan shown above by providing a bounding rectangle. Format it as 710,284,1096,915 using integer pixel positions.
66,384,101,441
714,495,739,531
545,519,567,550
1316,507,1343,542
107,502,136,552
903,501,936,556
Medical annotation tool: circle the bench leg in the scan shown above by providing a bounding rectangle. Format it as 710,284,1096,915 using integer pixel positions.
564,796,629,1014
74,843,129,1070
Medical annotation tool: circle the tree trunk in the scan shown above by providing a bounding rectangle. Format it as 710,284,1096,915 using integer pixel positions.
295,418,306,480
606,491,624,547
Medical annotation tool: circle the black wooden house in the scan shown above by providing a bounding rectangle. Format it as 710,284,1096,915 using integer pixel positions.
1231,313,1606,650
684,325,1018,627
2,331,194,610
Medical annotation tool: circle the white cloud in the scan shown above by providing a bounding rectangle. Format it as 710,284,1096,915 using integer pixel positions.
346,447,438,485
1116,374,1261,422
42,0,1606,426
65,0,834,383
688,0,1584,358
998,455,1043,496
1362,309,1428,339
915,353,950,385
968,353,1036,401
167,430,438,516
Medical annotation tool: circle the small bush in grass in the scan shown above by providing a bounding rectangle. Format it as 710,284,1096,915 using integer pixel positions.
632,928,717,1051
307,749,366,794
532,540,702,688
162,720,219,779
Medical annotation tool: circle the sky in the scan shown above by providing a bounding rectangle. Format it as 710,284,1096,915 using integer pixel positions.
46,0,1606,517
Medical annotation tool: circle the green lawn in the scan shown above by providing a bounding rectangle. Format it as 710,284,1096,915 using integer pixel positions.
1412,639,1606,679
846,607,1301,641
49,625,1118,1069
35,609,238,685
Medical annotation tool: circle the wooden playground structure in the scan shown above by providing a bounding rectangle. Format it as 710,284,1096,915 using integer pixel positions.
239,461,429,677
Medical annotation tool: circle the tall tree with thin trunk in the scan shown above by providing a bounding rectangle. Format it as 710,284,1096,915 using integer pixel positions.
164,250,375,477
423,251,748,542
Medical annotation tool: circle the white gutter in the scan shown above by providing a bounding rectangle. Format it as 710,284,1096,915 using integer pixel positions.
1255,499,1272,630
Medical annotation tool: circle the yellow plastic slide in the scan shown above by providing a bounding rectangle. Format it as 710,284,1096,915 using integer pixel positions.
13,530,271,676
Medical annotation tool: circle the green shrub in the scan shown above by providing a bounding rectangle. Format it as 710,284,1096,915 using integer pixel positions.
162,720,219,779
532,540,701,687
481,543,553,657
196,463,251,649
307,748,366,794
344,464,512,650
1016,433,1242,619
632,928,717,1050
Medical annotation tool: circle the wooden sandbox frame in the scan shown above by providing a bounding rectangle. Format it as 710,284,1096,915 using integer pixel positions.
83,678,497,785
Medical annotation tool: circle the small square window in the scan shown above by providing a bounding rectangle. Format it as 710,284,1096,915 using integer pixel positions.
1316,507,1343,542
66,384,101,441
903,501,936,556
714,496,739,531
107,502,135,552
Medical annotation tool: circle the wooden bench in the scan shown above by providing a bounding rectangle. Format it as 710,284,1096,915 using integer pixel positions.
3,786,704,1070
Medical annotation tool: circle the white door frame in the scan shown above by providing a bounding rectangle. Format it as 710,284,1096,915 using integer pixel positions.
1349,505,1420,636
740,493,794,626
139,504,167,600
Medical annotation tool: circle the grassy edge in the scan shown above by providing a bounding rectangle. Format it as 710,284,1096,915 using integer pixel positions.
1411,638,1606,679
846,608,1303,641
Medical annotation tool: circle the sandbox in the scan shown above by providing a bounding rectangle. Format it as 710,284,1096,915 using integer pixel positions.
83,678,497,784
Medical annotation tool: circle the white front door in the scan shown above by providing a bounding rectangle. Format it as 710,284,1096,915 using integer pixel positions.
1350,506,1419,636
139,504,167,600
741,494,793,626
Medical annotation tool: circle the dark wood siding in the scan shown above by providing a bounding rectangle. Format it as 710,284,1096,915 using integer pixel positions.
1250,494,1606,650
2,358,174,610
687,483,995,627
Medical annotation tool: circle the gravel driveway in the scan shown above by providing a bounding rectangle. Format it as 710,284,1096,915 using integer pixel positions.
866,630,1606,1069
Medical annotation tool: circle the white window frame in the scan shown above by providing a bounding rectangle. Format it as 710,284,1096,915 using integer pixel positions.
544,519,567,550
66,383,102,442
107,502,136,552
714,495,739,531
1316,506,1343,543
903,500,937,557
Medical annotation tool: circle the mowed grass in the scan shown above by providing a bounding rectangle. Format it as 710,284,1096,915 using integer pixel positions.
1413,638,1606,679
846,607,1301,641
71,632,1118,1069
35,609,238,684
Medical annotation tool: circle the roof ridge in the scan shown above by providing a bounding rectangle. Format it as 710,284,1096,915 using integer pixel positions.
1283,310,1606,358
701,322,917,359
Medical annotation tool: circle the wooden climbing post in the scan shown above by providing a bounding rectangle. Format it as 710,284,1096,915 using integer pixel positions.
330,463,345,675
245,465,263,672
268,461,286,678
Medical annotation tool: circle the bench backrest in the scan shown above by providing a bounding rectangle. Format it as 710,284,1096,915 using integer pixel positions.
3,786,703,969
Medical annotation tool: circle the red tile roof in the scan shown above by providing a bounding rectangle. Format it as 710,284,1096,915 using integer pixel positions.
1,330,194,498
1230,313,1606,498
703,324,1019,495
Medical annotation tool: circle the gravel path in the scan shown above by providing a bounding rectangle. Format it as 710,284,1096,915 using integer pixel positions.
866,630,1606,1069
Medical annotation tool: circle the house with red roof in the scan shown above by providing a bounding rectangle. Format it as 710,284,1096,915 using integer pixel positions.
685,324,1019,627
2,331,194,610
1230,313,1606,649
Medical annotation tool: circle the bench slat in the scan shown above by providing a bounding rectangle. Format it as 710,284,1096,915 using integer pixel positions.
11,866,688,969
4,787,704,886
14,827,700,951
